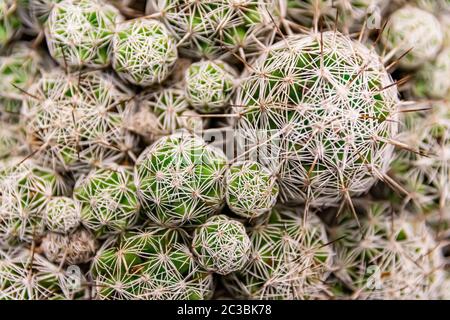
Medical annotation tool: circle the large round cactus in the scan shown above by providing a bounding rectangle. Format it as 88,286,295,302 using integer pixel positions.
45,0,122,68
112,18,177,86
134,132,227,226
234,31,399,206
192,214,251,275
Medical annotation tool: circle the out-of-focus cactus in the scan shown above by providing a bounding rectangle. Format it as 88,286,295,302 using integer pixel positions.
0,0,21,48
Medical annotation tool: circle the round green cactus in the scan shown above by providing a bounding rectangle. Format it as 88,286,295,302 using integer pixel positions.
382,6,444,69
0,160,69,245
192,214,251,275
225,161,279,219
0,0,21,48
146,0,277,59
73,166,140,238
234,31,399,206
45,196,81,234
134,132,227,226
45,0,123,68
223,207,332,299
112,18,178,86
185,60,235,114
91,226,214,300
41,228,97,265
330,202,445,299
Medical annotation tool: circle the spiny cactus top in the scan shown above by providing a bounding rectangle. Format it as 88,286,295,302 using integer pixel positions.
45,196,81,234
330,202,445,299
0,160,68,244
0,0,21,48
147,0,277,59
234,31,399,206
112,18,177,87
0,247,87,299
91,226,213,300
192,214,251,275
24,70,134,172
382,6,444,69
225,160,279,219
45,0,123,68
185,60,236,114
74,166,140,238
224,207,332,299
134,132,227,227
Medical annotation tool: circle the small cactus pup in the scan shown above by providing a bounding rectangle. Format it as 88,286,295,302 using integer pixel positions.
112,18,177,86
0,0,21,48
223,207,333,299
45,196,81,234
91,226,214,300
0,247,88,299
40,228,97,265
146,0,277,60
382,6,444,69
185,60,236,114
45,0,123,68
234,31,399,206
73,165,140,238
330,202,445,299
134,132,227,227
412,47,450,99
225,161,279,219
0,160,68,245
192,214,251,275
23,70,135,172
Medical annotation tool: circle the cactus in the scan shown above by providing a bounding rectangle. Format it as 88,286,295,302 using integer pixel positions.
45,0,122,68
90,226,214,300
44,196,81,234
73,165,140,238
0,160,68,245
17,0,62,33
0,123,25,159
192,214,251,275
146,0,277,59
330,202,445,299
112,18,178,86
234,31,399,206
223,207,332,299
382,6,444,69
0,0,21,48
185,60,236,114
23,70,135,172
225,160,279,219
40,228,97,265
134,132,227,226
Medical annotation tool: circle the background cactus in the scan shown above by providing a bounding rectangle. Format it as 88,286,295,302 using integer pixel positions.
0,0,21,48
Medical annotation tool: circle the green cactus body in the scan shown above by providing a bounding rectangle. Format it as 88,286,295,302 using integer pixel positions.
74,166,140,238
134,132,227,226
45,0,122,68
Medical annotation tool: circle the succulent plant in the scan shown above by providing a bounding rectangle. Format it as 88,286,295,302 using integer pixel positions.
73,165,140,238
40,228,97,265
225,160,279,219
134,132,227,227
0,0,21,48
234,31,399,206
0,247,88,299
382,6,444,69
91,226,214,300
146,0,277,60
45,0,122,68
0,160,68,245
112,18,177,86
330,202,445,299
44,196,81,234
185,60,236,114
23,70,136,172
223,207,333,299
192,214,251,275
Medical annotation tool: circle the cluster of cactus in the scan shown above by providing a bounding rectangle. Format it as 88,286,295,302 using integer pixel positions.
0,0,449,301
